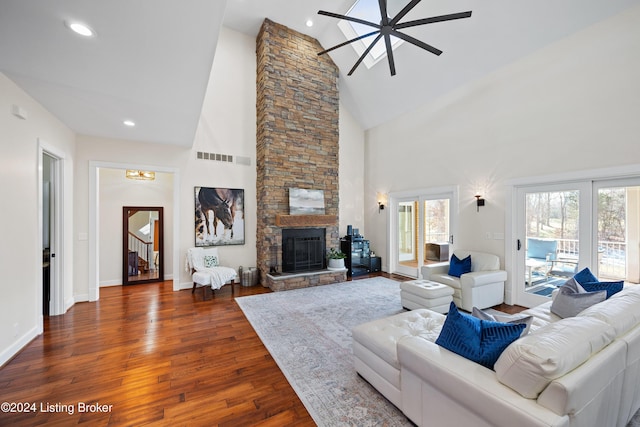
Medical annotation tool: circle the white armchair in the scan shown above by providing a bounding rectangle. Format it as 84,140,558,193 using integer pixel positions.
421,250,506,312
186,247,237,298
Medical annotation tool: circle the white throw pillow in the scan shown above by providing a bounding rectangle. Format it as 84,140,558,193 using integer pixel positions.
204,255,219,268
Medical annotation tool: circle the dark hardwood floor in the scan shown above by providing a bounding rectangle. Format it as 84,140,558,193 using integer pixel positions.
0,273,524,426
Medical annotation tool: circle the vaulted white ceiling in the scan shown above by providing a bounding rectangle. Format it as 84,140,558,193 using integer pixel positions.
1,0,638,146
0,0,225,146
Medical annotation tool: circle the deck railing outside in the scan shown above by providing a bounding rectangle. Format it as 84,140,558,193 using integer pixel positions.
554,238,626,280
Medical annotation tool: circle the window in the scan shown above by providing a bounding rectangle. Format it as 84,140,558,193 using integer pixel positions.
337,0,407,69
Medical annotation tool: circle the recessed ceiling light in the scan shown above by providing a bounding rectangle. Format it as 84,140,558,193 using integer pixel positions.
66,21,95,37
306,19,314,27
123,120,136,127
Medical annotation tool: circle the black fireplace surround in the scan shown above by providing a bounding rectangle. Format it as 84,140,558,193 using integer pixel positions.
282,228,326,273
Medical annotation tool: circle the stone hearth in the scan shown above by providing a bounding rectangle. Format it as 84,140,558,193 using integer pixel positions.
266,270,348,292
256,19,345,290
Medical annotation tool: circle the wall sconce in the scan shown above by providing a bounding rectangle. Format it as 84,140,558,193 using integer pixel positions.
377,192,387,214
126,170,156,181
475,194,485,212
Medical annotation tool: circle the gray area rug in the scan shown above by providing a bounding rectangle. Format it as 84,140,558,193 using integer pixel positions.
236,277,640,427
236,277,411,426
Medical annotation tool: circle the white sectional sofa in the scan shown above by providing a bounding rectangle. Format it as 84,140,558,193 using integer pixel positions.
352,285,640,427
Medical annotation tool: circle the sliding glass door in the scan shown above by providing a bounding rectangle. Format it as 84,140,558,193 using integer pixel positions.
514,177,640,307
594,179,640,285
515,183,589,307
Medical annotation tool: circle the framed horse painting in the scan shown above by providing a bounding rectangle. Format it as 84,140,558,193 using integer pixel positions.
194,186,245,246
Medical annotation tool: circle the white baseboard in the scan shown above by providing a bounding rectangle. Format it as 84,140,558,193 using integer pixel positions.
65,296,75,313
100,280,121,287
74,293,89,302
0,326,39,368
180,281,195,290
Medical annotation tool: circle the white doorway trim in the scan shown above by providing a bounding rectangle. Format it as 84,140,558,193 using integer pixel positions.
388,185,459,278
37,139,66,325
88,161,181,301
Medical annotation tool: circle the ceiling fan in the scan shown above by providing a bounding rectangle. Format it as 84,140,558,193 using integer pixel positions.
317,0,472,76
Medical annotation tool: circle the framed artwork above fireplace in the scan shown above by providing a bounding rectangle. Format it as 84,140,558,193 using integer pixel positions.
289,188,325,215
194,186,245,246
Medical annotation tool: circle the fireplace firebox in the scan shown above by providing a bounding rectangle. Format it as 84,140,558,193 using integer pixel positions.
282,228,326,273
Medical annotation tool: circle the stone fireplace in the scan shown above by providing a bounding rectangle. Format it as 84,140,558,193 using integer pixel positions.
256,19,346,290
281,228,326,273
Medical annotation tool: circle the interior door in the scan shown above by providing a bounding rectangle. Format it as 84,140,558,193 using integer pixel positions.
41,149,65,317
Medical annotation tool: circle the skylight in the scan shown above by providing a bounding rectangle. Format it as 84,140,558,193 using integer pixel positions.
337,0,408,69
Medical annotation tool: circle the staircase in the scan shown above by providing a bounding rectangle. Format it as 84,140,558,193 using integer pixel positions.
128,232,152,276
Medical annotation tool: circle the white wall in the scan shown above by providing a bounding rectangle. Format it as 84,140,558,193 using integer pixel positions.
0,25,367,364
0,72,76,366
339,102,366,238
364,6,640,280
99,168,174,285
74,136,188,300
72,27,259,298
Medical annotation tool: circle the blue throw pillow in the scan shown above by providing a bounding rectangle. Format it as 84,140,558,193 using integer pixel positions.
436,302,481,361
479,320,526,369
580,281,624,299
436,302,525,370
573,267,597,285
448,254,472,278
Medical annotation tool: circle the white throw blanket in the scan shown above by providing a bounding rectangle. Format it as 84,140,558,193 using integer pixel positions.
193,266,237,290
186,247,237,290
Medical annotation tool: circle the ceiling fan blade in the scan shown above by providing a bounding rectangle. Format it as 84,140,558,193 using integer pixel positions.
378,0,389,25
390,0,422,26
395,11,472,30
348,33,383,76
318,30,380,56
391,29,442,56
318,10,380,30
384,34,396,76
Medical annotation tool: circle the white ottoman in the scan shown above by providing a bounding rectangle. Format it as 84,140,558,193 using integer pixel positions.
400,279,454,313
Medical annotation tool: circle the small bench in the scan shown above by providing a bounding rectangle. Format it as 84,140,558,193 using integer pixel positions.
400,279,453,313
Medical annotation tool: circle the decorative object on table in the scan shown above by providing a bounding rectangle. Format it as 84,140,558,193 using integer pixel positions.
195,186,244,246
327,248,347,270
317,0,472,76
288,188,325,215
